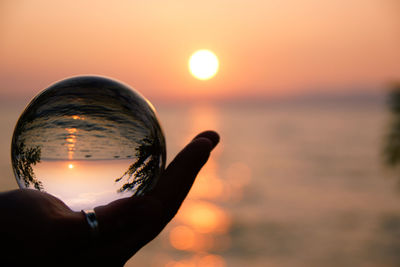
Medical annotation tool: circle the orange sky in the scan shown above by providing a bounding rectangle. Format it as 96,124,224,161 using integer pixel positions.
0,0,399,102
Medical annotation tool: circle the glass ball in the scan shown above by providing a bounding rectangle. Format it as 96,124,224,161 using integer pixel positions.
11,76,166,211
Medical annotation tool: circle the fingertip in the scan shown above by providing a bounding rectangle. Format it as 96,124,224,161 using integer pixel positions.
192,130,220,150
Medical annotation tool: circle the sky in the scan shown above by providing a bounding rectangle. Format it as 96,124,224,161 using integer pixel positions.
0,0,399,103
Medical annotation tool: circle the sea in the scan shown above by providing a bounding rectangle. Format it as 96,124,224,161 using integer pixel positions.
1,98,400,267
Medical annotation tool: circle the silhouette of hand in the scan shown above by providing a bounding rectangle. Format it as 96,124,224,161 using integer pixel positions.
0,131,219,266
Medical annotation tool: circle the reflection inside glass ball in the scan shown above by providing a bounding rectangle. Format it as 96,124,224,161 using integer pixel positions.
11,76,166,211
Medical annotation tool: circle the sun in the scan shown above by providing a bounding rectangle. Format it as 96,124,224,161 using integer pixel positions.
189,49,219,80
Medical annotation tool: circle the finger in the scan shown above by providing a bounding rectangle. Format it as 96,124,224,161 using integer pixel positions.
150,131,219,219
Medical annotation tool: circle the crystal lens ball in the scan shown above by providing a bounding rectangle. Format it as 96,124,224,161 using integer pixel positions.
11,76,166,211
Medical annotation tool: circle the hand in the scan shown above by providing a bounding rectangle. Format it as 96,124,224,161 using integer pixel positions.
0,131,219,266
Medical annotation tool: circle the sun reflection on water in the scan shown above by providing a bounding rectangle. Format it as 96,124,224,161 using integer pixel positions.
174,201,230,234
65,127,77,160
129,104,253,267
164,105,231,267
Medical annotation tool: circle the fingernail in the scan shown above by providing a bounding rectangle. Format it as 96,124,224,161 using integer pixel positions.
193,131,220,149
207,133,220,149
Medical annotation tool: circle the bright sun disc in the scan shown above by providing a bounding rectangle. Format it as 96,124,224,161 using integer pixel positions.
189,50,219,80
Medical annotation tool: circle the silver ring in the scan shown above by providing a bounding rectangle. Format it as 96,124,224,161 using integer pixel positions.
81,209,99,238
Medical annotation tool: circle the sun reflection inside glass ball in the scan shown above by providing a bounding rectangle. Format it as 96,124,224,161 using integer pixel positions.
11,76,166,211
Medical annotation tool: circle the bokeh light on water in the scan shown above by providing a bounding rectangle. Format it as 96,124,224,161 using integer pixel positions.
124,100,400,267
126,105,253,267
162,105,231,267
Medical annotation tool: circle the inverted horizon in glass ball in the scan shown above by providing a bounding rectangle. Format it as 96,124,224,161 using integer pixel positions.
11,76,166,211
